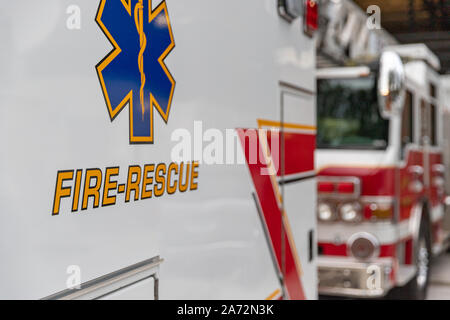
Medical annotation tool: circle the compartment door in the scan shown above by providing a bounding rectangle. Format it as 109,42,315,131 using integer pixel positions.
279,83,317,300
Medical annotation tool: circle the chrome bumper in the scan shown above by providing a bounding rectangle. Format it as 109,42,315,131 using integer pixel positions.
318,256,395,298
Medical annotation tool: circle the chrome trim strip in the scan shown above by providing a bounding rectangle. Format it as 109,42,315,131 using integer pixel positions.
278,171,316,185
252,193,287,299
43,256,163,300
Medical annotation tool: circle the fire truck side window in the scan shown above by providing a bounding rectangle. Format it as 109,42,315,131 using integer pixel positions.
430,82,437,98
430,104,437,146
401,91,413,154
420,99,431,145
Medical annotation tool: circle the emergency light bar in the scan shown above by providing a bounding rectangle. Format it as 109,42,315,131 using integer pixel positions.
304,0,318,36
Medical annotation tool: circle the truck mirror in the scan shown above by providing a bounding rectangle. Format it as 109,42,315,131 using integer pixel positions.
377,51,405,119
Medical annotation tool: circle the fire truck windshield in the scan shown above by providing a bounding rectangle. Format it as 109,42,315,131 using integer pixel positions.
317,76,389,150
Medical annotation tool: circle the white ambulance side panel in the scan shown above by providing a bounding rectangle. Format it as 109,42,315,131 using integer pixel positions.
0,0,316,299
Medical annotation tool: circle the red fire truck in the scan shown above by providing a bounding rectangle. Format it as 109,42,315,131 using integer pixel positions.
316,44,450,299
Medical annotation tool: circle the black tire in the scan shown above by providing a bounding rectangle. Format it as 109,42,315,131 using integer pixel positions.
389,217,432,299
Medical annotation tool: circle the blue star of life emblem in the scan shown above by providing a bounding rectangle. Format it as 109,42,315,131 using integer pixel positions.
96,0,175,144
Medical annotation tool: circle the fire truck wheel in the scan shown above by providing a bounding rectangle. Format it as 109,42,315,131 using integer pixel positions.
391,217,431,300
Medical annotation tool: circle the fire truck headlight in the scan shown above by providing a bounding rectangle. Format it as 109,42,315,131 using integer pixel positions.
348,232,380,260
317,202,335,222
339,202,362,223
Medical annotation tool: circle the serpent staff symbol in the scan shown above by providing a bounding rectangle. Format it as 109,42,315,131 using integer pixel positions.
134,0,147,119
